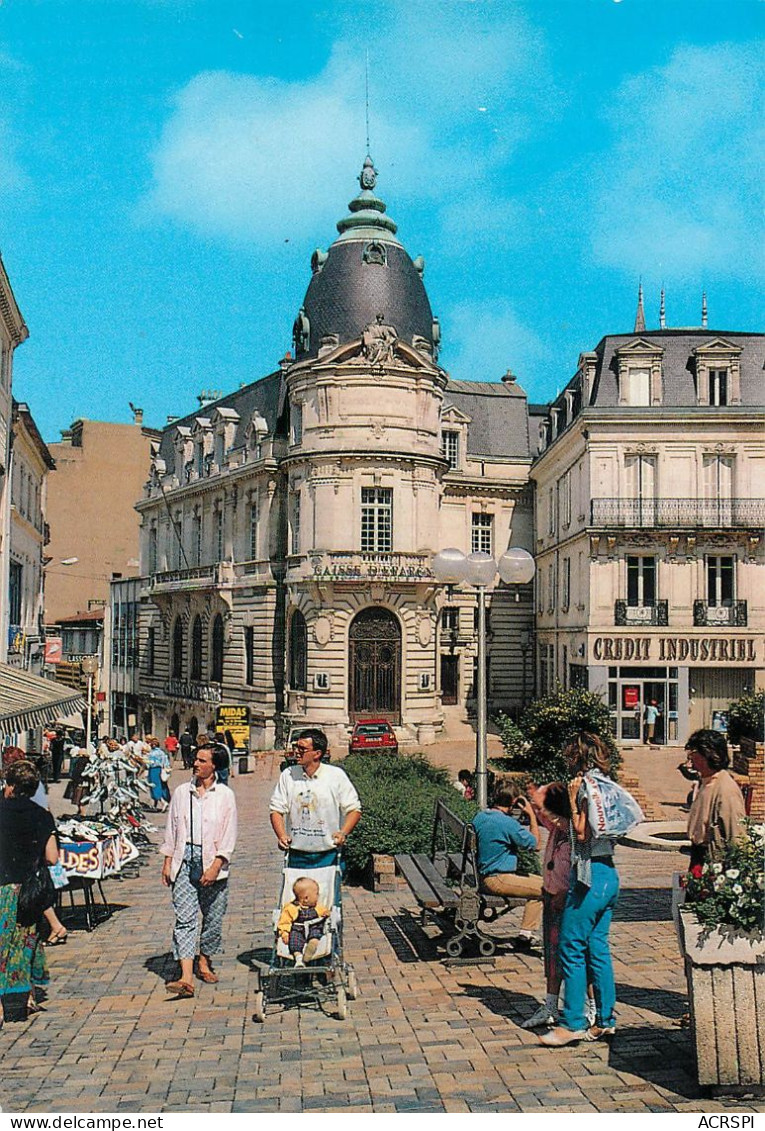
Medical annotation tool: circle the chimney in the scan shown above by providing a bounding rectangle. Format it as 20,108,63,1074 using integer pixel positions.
132,406,144,426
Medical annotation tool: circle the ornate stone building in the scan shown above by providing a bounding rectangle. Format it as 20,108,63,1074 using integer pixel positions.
134,159,535,749
531,292,765,747
7,401,55,672
0,255,29,662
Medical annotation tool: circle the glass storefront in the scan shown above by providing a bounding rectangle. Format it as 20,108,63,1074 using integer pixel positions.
607,666,679,744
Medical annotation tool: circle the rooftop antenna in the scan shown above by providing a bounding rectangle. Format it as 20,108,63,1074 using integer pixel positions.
365,49,371,154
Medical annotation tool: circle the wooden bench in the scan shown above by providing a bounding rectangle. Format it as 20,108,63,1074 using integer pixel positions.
394,799,517,958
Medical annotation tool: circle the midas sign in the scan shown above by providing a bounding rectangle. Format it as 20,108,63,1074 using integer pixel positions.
216,705,250,748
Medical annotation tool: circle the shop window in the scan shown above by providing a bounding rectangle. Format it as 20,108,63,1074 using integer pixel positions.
361,487,392,553
172,617,184,679
707,556,735,606
289,610,307,690
627,556,656,605
471,512,493,555
211,614,224,683
191,615,203,681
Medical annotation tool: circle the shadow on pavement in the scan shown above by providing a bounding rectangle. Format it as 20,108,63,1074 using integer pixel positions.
375,912,439,962
605,1024,701,1100
615,980,687,1020
456,981,540,1026
144,952,178,981
237,945,272,968
613,886,672,922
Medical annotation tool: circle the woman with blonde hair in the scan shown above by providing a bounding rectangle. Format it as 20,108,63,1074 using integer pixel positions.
540,732,619,1047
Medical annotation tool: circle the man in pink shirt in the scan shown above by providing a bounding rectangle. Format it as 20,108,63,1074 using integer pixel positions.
160,744,237,998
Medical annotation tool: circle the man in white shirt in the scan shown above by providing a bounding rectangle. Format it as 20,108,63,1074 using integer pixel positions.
269,729,361,869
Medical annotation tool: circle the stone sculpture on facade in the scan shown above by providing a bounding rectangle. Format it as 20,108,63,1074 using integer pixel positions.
362,313,398,366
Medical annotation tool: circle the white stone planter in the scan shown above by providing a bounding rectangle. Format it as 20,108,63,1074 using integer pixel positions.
679,907,765,1089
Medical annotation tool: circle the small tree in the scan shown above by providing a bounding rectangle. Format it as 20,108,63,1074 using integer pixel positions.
727,691,765,746
496,685,620,784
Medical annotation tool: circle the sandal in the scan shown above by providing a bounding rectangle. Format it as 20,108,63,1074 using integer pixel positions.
196,965,219,984
44,930,68,947
165,980,194,998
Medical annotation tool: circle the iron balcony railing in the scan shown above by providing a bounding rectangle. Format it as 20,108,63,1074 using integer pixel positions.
693,600,748,627
615,600,669,626
591,498,765,529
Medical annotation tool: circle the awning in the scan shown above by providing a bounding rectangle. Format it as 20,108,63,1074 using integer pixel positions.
0,663,86,734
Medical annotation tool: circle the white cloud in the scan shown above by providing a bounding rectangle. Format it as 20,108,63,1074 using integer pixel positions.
441,298,550,387
590,43,764,281
142,5,555,251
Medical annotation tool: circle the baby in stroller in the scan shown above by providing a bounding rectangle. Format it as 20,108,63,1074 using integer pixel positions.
277,876,330,966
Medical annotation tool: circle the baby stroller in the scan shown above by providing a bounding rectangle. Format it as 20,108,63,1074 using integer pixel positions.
252,851,358,1022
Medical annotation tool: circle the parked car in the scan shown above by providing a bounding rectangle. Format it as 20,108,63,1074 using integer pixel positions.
348,718,399,756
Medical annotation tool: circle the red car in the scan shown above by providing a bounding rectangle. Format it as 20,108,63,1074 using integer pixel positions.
348,718,399,756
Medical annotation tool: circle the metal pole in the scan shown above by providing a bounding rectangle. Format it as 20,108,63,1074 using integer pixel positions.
475,585,488,809
85,672,93,753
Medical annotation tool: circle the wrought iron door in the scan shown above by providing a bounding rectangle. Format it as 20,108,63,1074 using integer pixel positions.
349,608,401,723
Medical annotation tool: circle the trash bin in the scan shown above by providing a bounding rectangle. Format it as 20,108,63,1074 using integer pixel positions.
238,755,249,775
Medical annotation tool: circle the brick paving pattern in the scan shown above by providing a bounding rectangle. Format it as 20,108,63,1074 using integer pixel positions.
0,755,762,1114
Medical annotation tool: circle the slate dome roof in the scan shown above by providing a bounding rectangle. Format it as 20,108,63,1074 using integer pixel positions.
294,157,436,361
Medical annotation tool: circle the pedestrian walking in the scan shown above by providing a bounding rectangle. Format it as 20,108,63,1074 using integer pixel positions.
160,743,237,998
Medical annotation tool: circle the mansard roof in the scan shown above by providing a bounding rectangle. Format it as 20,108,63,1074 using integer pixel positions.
589,330,764,408
443,378,531,461
156,370,282,466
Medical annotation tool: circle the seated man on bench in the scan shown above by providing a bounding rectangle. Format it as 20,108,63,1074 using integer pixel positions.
472,782,543,952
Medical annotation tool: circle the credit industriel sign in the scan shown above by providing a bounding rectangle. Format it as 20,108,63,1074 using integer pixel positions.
591,635,760,665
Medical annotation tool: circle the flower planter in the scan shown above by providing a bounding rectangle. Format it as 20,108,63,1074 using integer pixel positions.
679,907,765,1090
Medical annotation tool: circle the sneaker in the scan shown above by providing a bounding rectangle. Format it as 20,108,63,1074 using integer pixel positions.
293,954,304,967
520,1003,557,1030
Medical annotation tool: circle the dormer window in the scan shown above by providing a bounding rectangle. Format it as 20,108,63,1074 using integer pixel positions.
442,430,459,470
627,367,650,406
693,339,742,406
616,340,663,406
709,369,728,406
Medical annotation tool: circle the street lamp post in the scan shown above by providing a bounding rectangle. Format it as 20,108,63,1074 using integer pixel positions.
432,546,536,809
81,655,99,752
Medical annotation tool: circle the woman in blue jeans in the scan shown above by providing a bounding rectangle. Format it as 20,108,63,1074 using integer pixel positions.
540,732,619,1047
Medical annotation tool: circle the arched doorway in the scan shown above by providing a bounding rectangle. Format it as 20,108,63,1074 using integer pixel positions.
170,712,180,738
349,607,401,723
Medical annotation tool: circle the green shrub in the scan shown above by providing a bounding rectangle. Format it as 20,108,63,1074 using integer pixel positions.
727,692,765,745
496,685,620,785
341,752,477,880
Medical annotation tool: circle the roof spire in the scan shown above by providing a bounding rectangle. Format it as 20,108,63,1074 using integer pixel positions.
701,291,708,329
634,281,646,333
659,286,666,330
335,156,399,242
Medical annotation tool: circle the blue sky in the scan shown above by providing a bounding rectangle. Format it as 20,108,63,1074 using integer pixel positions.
1,0,762,442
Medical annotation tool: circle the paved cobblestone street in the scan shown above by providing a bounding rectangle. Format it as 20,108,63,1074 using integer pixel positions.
1,755,762,1115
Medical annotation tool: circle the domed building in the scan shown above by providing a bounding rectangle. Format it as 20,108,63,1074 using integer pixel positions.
133,158,535,750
